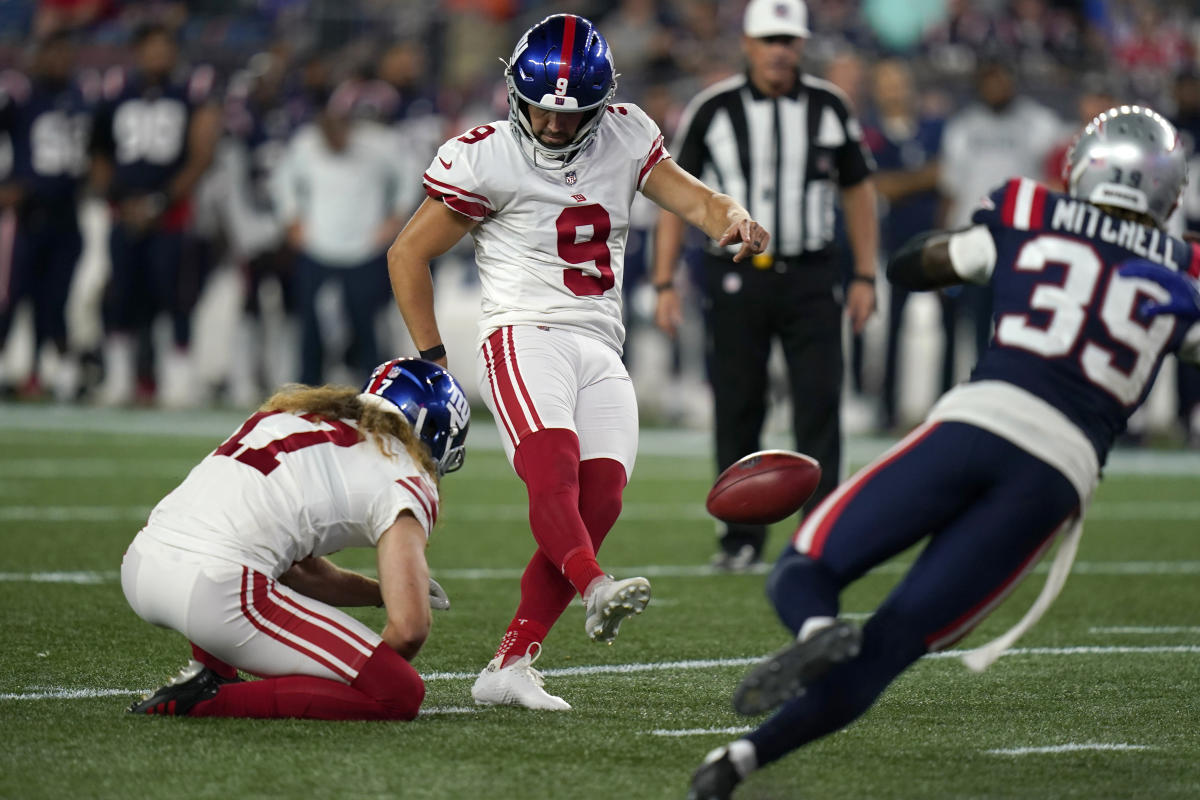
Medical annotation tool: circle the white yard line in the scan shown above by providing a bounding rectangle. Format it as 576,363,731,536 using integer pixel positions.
3,407,1200,475
6,646,1200,702
1089,626,1200,635
647,726,753,737
986,743,1151,756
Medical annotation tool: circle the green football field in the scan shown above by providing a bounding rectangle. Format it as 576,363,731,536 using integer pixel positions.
2,406,1198,799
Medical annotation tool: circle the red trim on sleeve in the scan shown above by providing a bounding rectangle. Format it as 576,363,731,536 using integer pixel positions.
1000,178,1020,226
637,135,668,188
423,185,490,220
422,173,491,205
1029,184,1046,230
1189,243,1200,279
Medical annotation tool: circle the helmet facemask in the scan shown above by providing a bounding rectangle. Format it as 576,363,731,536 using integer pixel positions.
503,14,617,170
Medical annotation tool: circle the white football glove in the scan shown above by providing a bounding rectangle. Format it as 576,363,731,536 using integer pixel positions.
429,577,450,611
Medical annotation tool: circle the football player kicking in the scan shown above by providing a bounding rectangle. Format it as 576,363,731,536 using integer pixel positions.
689,105,1200,798
123,358,468,720
388,14,769,710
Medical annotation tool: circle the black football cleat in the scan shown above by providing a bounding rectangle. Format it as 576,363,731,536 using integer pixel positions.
733,620,862,716
687,748,742,800
128,660,221,716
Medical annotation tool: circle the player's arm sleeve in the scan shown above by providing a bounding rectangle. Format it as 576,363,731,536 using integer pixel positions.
887,224,996,289
628,105,671,190
833,100,874,188
421,137,496,221
367,473,439,543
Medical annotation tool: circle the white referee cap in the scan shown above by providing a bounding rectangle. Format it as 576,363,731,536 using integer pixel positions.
744,0,811,39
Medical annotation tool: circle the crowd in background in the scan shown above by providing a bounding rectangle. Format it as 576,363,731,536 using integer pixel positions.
1,0,1199,443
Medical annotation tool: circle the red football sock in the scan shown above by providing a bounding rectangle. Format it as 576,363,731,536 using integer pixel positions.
190,643,423,720
513,429,605,595
491,457,630,666
190,643,238,680
578,457,627,547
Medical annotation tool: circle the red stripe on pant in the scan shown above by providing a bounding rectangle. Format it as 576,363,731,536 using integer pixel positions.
485,328,543,445
238,568,368,681
923,513,1072,651
798,423,941,558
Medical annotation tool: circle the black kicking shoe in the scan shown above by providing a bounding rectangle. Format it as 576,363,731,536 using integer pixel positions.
733,620,862,716
686,747,742,800
128,660,221,715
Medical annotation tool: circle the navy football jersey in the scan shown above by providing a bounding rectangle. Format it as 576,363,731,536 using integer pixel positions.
965,178,1200,460
90,66,214,198
0,70,92,208
224,93,298,213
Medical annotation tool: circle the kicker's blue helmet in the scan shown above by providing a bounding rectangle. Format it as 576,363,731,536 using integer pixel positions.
360,358,469,476
504,13,616,168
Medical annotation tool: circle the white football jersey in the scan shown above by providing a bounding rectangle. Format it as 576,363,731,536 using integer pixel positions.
423,104,670,353
138,411,439,577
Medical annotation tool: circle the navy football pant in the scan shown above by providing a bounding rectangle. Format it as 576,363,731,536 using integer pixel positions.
0,218,81,356
104,225,191,347
748,421,1080,767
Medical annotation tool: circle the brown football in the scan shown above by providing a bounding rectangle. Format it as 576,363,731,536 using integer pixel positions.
705,450,822,525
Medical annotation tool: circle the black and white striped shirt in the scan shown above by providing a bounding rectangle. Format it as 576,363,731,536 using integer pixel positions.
672,72,873,258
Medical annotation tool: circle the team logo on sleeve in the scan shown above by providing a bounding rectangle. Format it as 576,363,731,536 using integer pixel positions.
565,170,577,185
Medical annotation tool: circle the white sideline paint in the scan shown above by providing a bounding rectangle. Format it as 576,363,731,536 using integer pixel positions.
986,743,1150,756
648,726,753,737
5,500,1200,524
3,408,1200,475
420,706,479,715
1090,626,1200,635
5,560,1200,586
6,647,1200,702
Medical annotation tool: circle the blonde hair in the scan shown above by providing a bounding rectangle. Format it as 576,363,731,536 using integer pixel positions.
259,384,439,482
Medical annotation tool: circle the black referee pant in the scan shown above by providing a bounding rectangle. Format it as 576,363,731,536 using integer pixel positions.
702,252,842,558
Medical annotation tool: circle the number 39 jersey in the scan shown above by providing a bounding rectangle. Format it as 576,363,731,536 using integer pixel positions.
423,104,669,353
952,177,1200,464
139,411,440,578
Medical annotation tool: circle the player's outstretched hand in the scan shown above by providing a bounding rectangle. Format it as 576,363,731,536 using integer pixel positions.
719,217,770,263
1118,260,1200,321
429,577,450,611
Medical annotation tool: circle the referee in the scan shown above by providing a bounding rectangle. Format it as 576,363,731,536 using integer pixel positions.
652,0,878,570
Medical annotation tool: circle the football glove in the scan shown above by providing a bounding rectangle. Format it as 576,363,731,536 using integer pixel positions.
1118,260,1200,322
429,577,450,611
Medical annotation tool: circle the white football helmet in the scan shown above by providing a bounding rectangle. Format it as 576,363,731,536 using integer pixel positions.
1065,105,1187,228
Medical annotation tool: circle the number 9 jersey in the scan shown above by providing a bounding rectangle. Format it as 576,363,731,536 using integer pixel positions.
422,103,669,354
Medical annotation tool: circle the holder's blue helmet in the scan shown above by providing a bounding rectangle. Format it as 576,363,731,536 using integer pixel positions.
359,358,469,476
503,13,616,169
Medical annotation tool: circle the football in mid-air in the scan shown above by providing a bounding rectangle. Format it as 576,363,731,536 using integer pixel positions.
705,450,822,525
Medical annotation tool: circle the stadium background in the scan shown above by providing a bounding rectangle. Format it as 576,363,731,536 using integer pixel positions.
0,0,1197,443
1,4,1199,799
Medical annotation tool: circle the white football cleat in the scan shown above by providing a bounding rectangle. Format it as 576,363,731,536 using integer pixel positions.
584,575,651,644
471,643,571,711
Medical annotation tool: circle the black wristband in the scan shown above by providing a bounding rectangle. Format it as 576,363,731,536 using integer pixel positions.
653,281,675,292
850,274,876,287
418,344,446,361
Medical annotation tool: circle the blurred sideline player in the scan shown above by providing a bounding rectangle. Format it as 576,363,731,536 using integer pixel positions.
89,22,221,407
388,14,769,710
123,358,469,720
689,106,1200,798
0,32,92,400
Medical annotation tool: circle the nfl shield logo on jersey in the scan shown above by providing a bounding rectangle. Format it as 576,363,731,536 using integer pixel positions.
565,170,577,186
